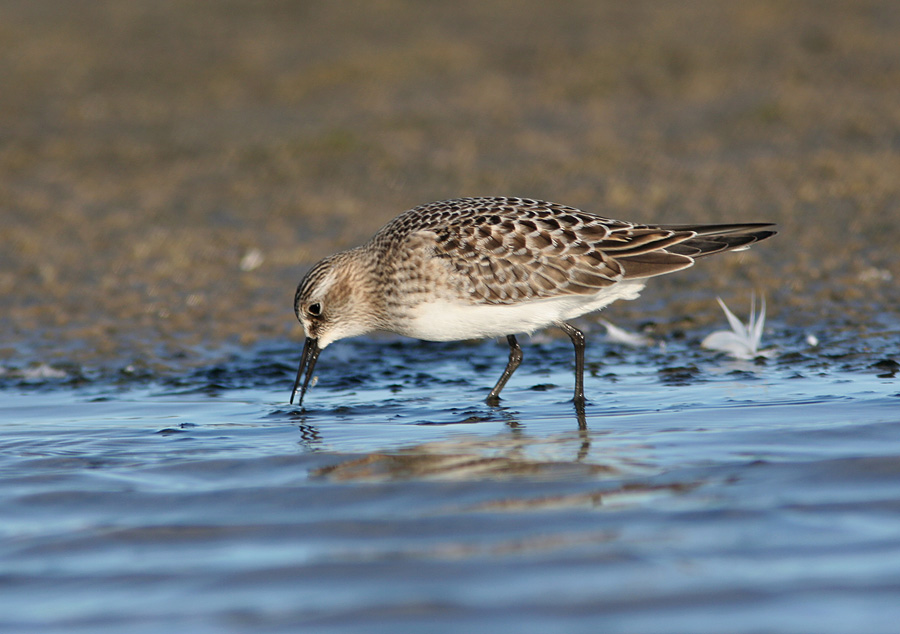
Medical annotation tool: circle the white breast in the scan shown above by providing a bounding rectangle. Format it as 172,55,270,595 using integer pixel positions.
397,280,646,342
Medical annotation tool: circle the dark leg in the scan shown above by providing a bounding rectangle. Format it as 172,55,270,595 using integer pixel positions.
487,335,523,404
559,322,586,406
574,399,587,430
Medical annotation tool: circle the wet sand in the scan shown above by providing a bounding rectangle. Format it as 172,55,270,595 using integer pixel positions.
3,1,899,368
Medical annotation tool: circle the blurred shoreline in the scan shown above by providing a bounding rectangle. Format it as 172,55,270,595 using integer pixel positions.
2,1,898,367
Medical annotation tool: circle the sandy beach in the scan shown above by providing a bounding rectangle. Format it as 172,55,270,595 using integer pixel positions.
2,0,898,367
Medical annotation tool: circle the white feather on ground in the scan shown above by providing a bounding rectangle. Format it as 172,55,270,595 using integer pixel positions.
701,295,775,359
600,319,654,347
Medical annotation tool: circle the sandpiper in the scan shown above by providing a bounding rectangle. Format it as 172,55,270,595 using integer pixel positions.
291,197,775,407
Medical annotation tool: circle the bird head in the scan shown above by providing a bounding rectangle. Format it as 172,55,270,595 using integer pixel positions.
290,249,378,405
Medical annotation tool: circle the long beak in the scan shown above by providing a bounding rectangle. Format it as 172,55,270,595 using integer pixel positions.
290,337,321,405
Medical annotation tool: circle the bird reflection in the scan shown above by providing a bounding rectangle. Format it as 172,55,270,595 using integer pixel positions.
283,407,322,449
281,389,604,481
309,426,615,482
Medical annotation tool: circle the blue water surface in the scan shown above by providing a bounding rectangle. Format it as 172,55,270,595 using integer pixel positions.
1,331,899,634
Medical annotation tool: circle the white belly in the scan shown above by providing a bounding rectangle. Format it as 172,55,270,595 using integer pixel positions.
398,280,646,341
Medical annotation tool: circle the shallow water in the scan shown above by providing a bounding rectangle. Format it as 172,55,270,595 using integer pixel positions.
4,1,900,631
2,326,899,633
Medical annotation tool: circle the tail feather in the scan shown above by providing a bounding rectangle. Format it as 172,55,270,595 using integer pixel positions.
659,222,776,236
619,224,776,279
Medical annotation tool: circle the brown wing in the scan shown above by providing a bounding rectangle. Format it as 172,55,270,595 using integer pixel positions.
387,198,775,305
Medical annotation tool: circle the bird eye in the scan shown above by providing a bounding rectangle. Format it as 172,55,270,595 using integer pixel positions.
307,303,322,317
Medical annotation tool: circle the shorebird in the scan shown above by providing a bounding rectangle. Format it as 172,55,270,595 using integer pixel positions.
290,197,775,408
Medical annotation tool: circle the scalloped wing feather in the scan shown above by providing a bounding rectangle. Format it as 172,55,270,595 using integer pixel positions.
374,197,774,306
